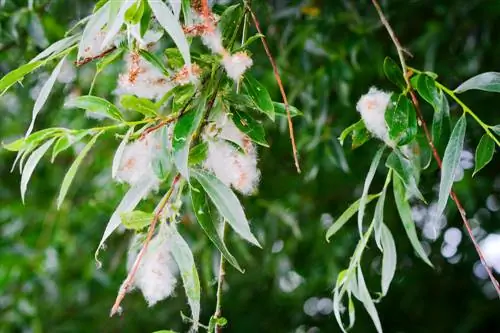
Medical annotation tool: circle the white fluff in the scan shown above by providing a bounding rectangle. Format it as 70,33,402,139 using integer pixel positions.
127,234,178,306
116,53,173,100
116,133,160,187
80,30,107,59
222,52,253,82
201,29,225,54
203,114,260,195
356,87,393,145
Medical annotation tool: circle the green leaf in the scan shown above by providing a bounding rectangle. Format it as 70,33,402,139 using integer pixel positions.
190,179,242,272
431,90,449,145
57,133,102,209
386,151,425,202
164,48,184,69
139,1,152,36
380,223,396,296
164,225,201,332
188,142,208,166
51,130,90,162
385,94,417,146
152,125,173,179
435,115,466,223
415,74,440,106
0,60,44,95
383,57,405,89
339,120,364,146
473,134,495,176
124,0,144,24
242,74,275,121
231,110,269,147
20,139,55,203
120,210,153,230
172,84,196,113
191,169,260,247
138,49,169,76
172,98,206,179
152,331,177,333
120,95,158,117
355,266,383,333
454,72,500,93
65,96,123,121
326,193,380,241
393,174,433,267
96,48,124,73
272,102,303,118
235,33,265,51
219,4,242,46
358,146,385,234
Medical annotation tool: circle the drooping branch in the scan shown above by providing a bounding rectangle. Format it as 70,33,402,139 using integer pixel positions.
110,174,182,316
245,3,301,173
371,0,500,298
75,46,117,66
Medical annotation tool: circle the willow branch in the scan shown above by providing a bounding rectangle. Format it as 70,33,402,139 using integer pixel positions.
371,0,500,297
246,4,301,173
110,174,182,316
75,46,116,66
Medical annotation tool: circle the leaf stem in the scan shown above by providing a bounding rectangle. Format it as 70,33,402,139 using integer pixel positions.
110,173,182,316
214,221,228,333
371,0,500,298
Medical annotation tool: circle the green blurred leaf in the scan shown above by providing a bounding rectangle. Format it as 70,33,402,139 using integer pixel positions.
242,74,275,121
120,210,153,230
473,134,495,176
190,179,242,272
386,151,425,202
188,142,208,166
0,60,44,95
120,95,158,117
57,132,102,209
138,49,169,76
65,96,123,121
191,169,260,247
219,4,242,46
380,223,396,296
272,102,303,118
125,0,144,24
454,72,500,93
20,139,55,203
385,94,417,146
355,266,383,333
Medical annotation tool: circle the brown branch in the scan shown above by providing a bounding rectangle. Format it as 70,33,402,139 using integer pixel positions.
371,0,500,297
246,4,301,173
110,174,182,316
75,46,116,67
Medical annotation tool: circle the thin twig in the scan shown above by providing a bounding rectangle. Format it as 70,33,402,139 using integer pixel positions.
110,174,182,316
214,222,228,333
371,0,500,297
246,4,301,173
75,46,116,66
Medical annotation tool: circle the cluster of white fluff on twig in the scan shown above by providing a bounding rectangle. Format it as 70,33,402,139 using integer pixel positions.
356,87,394,147
203,113,260,195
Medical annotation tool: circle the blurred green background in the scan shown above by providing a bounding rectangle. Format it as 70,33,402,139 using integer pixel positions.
1,0,500,332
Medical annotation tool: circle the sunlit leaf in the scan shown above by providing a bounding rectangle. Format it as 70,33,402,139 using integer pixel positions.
20,139,55,203
393,174,433,267
242,74,275,121
383,57,405,89
188,142,208,166
354,266,383,333
120,95,158,117
120,210,153,230
51,130,91,162
380,223,396,296
191,169,260,247
435,115,466,223
65,95,123,121
231,110,269,147
0,60,44,95
473,134,495,176
454,72,500,93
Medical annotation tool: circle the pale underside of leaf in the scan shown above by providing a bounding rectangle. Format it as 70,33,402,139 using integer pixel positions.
20,139,55,203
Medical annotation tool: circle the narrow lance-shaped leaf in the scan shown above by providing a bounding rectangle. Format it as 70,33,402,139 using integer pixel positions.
380,223,397,296
164,225,201,332
355,266,383,333
112,127,134,179
57,133,102,209
101,0,135,49
191,169,261,247
120,95,158,117
231,110,269,147
435,115,466,223
473,134,495,176
0,61,44,96
65,96,124,121
173,98,206,180
272,102,303,118
393,174,433,267
120,210,154,230
383,57,405,89
358,146,385,235
190,179,243,272
454,72,500,93
77,2,109,60
95,175,159,266
30,35,80,63
386,151,425,202
242,74,275,121
333,270,349,333
26,56,67,137
148,0,192,70
326,193,381,241
20,139,55,203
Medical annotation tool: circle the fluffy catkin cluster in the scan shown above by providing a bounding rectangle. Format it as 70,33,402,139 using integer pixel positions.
184,10,253,82
356,87,393,146
203,113,260,195
127,234,178,306
115,132,161,188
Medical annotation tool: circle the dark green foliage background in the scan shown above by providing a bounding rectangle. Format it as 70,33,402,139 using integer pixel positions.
1,0,499,332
